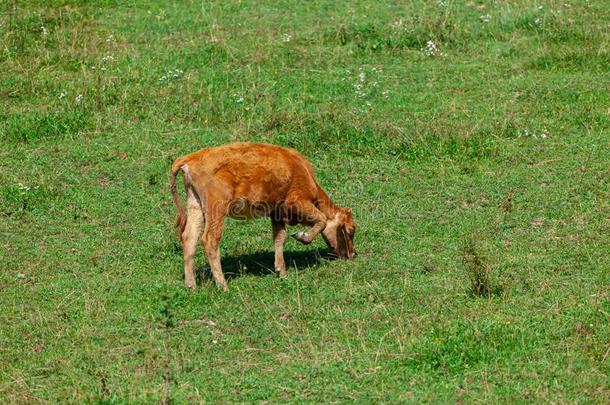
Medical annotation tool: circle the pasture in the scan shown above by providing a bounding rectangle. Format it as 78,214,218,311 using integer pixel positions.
1,0,609,402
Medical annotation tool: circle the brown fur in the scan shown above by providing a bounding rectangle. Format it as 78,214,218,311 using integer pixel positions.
170,158,187,238
170,142,356,290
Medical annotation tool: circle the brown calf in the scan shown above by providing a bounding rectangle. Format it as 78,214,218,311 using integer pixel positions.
170,142,356,290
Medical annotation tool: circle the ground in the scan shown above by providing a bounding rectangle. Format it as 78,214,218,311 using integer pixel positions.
1,0,609,402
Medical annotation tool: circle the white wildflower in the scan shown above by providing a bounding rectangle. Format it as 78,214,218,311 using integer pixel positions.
59,91,67,99
391,19,404,30
17,183,30,192
480,14,491,23
518,128,548,139
75,94,83,103
100,55,115,63
421,40,445,57
159,68,184,83
353,82,366,98
282,33,292,42
40,26,48,36
346,66,387,101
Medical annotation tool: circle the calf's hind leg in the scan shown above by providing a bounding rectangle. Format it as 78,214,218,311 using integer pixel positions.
182,188,204,289
201,203,229,291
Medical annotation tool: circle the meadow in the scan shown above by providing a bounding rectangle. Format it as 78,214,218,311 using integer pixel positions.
1,0,609,402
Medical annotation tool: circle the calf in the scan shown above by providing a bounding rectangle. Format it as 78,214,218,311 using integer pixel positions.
170,142,356,290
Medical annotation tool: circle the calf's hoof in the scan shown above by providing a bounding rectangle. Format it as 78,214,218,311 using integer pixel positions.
185,280,196,290
291,231,310,244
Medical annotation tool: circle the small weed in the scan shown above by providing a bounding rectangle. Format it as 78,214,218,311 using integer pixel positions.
461,238,500,298
159,293,176,329
501,191,514,213
158,292,174,404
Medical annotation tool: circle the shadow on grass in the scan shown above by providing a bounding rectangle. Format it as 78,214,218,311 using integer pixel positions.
194,248,335,282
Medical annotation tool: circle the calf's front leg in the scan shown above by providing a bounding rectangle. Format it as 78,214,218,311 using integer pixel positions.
290,201,326,245
271,219,288,277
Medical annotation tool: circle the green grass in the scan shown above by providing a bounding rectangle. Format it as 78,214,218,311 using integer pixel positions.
1,0,609,402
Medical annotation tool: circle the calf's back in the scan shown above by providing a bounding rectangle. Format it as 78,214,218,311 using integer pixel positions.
174,142,320,218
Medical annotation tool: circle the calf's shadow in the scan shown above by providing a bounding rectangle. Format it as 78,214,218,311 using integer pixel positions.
194,248,335,283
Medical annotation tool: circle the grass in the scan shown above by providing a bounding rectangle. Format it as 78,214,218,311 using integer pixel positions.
1,0,609,402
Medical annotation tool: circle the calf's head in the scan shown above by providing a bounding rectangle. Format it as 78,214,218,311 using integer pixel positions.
322,208,356,259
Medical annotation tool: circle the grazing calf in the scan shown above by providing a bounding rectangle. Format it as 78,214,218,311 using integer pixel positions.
170,142,356,291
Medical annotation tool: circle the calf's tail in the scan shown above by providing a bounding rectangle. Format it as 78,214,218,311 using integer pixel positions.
170,158,187,239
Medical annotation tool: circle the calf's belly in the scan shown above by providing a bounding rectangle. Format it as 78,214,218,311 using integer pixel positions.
227,198,274,220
